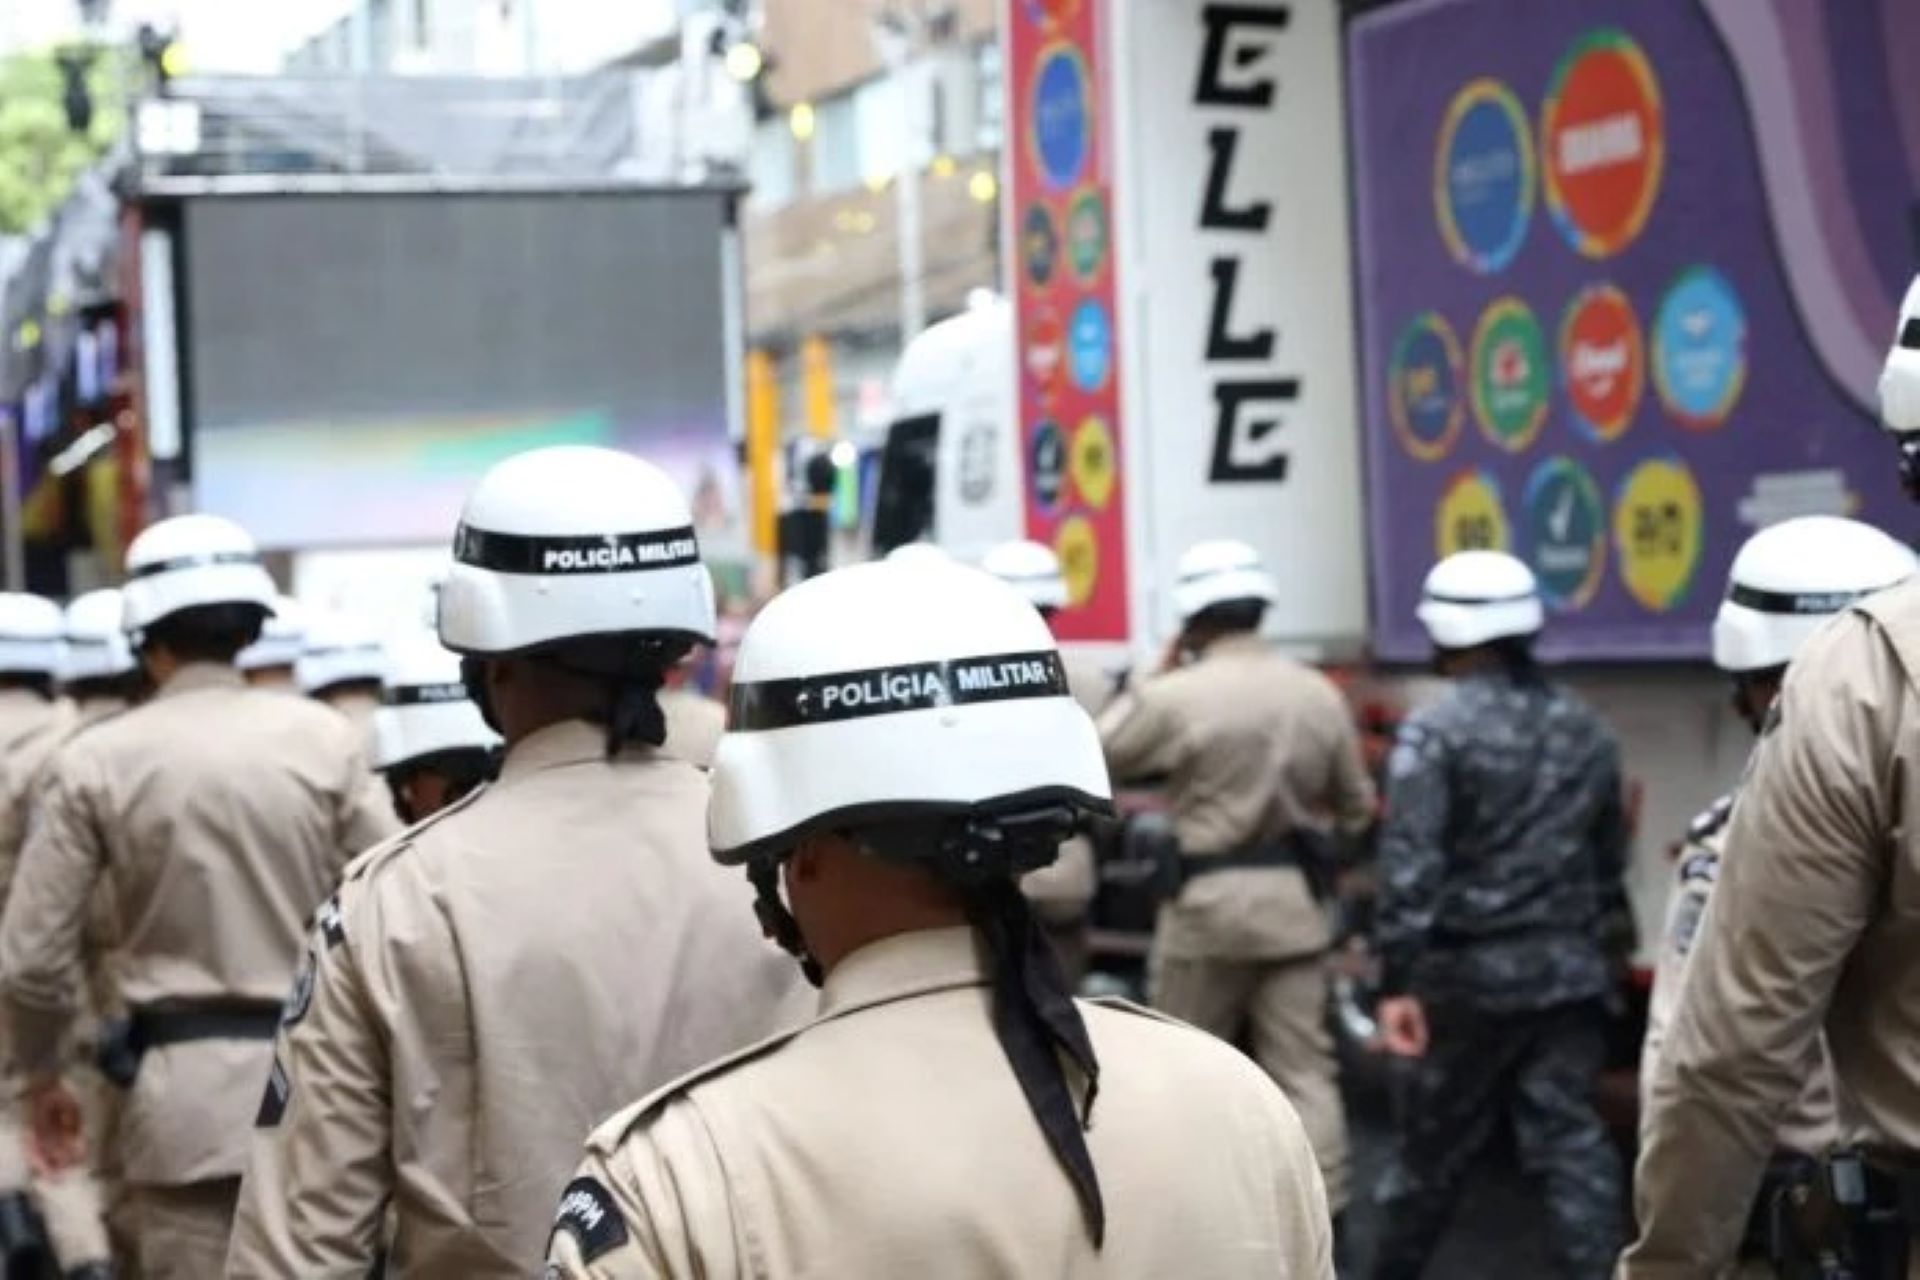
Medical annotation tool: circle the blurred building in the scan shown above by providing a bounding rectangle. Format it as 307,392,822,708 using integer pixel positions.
284,0,680,77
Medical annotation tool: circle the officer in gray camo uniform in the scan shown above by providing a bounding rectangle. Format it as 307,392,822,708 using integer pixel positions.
1367,551,1632,1280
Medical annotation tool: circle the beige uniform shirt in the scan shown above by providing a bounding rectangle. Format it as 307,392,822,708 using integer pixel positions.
1640,794,1836,1160
1098,635,1375,959
1627,581,1920,1277
0,692,78,913
0,663,395,1187
1023,651,1116,920
546,926,1334,1279
228,719,809,1280
658,688,725,769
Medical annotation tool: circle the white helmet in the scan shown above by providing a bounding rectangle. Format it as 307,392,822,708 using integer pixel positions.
885,541,951,566
1416,551,1546,649
237,595,308,673
0,593,66,678
1880,274,1920,433
61,589,135,683
981,539,1068,612
296,611,389,695
1713,517,1918,673
438,446,716,655
1172,539,1277,623
373,632,500,772
710,559,1112,864
122,515,277,637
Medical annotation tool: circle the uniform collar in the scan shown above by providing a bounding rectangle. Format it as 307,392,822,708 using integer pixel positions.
0,687,52,716
497,717,659,784
819,926,988,1018
156,662,246,700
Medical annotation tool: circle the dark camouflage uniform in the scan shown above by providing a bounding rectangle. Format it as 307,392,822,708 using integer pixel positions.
1369,670,1631,1280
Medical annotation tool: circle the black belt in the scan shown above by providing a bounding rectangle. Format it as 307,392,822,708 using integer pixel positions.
128,1000,283,1052
1178,842,1300,884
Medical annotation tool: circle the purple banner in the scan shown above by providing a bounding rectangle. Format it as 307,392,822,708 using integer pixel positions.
1349,0,1919,661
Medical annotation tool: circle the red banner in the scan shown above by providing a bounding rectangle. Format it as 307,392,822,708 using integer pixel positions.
1006,0,1130,642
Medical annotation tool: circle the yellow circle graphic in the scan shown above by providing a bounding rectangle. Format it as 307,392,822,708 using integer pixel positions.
1612,457,1703,612
1054,516,1099,607
1434,469,1511,560
1070,416,1116,511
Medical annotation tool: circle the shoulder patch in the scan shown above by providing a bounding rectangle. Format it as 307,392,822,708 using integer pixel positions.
1668,889,1709,959
550,1176,629,1264
1677,851,1720,887
1687,794,1735,843
313,896,347,950
282,952,316,1027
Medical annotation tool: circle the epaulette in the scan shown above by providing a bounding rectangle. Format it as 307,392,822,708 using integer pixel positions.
588,1019,812,1155
343,781,491,885
1084,994,1181,1025
1686,793,1735,844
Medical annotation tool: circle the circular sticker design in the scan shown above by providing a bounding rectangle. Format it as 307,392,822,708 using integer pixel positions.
1541,29,1665,258
1559,284,1644,442
1067,188,1109,282
1524,457,1608,610
1653,266,1747,429
1435,469,1511,559
1025,306,1065,400
1071,415,1115,511
1055,515,1098,607
1434,79,1535,274
1022,0,1081,29
1022,204,1060,287
1029,44,1092,192
1613,456,1704,612
1030,421,1066,511
1471,297,1551,452
1390,312,1466,461
1068,298,1113,392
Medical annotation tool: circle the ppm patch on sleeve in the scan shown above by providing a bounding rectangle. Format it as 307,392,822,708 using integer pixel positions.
551,1176,629,1263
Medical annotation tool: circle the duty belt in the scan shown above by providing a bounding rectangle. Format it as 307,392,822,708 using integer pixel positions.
1178,842,1301,884
128,999,283,1052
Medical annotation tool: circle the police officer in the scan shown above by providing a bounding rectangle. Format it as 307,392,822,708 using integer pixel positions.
0,515,397,1280
1096,538,1372,1216
1639,518,1916,1277
370,632,499,825
58,590,144,728
983,538,1116,982
296,610,388,755
544,556,1335,1278
236,595,305,692
1369,550,1630,1279
0,592,74,786
1625,281,1920,1277
227,446,806,1278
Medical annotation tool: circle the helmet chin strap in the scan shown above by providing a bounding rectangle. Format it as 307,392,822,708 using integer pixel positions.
748,858,823,987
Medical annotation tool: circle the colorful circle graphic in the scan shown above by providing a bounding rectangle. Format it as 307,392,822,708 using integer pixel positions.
1067,187,1109,282
1030,420,1066,511
1028,43,1092,192
1613,456,1704,612
1070,415,1115,511
1390,312,1466,462
1022,203,1060,287
1434,79,1535,274
1025,305,1065,401
1021,0,1082,30
1435,469,1511,559
1541,28,1665,258
1652,265,1747,430
1559,284,1645,442
1471,297,1551,452
1068,298,1112,392
1524,457,1608,610
1055,514,1098,606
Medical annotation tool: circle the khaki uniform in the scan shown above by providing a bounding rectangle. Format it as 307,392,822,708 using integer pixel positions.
0,663,397,1280
227,718,809,1280
1022,652,1116,980
1097,634,1373,1209
658,687,725,768
1626,581,1920,1279
546,927,1334,1279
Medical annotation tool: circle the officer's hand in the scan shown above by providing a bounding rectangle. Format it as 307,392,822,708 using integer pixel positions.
1376,996,1429,1058
24,1077,85,1174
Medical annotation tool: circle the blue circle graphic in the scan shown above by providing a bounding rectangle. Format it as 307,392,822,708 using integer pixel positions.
1032,48,1090,191
1653,266,1747,428
1068,299,1112,392
1438,83,1532,274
